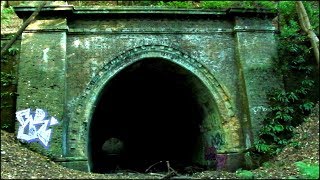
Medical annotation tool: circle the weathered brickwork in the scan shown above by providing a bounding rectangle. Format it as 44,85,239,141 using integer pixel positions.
14,6,281,172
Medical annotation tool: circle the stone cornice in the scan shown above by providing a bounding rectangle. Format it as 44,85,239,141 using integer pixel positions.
13,6,277,19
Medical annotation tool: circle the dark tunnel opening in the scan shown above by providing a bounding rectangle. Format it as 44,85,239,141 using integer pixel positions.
89,58,207,173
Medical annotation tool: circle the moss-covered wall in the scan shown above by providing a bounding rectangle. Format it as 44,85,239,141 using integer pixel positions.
234,16,283,142
13,6,281,172
15,18,68,158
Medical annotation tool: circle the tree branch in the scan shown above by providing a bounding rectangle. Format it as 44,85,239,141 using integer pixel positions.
1,1,47,57
295,1,319,68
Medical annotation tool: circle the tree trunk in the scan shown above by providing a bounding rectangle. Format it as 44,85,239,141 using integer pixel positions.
295,1,319,69
0,1,47,57
5,0,9,8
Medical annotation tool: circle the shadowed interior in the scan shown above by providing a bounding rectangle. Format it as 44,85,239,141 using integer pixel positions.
89,58,211,173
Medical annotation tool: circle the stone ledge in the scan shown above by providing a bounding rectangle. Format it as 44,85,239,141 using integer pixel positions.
53,156,88,162
26,19,68,31
13,6,277,19
57,161,89,172
67,28,234,35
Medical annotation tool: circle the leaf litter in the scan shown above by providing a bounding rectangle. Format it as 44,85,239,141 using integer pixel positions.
1,103,318,179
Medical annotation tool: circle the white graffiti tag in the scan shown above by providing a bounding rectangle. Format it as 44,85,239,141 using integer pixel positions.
252,106,269,115
16,108,59,149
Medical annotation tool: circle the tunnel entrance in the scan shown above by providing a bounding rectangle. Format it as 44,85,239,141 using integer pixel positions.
89,58,213,173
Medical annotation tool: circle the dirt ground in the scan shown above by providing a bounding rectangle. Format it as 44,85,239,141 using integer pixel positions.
1,103,318,179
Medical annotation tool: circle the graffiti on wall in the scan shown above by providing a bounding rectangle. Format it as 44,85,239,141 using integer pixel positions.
16,108,59,149
216,154,227,170
204,133,227,169
205,146,216,161
205,145,228,170
251,106,268,115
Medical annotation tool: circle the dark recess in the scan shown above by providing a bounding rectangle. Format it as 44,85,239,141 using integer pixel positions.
89,58,205,173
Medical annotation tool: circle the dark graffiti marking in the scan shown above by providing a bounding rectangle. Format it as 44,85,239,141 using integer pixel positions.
204,145,228,170
205,146,217,161
216,154,227,170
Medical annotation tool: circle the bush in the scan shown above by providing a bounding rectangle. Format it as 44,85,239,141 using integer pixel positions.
295,161,319,179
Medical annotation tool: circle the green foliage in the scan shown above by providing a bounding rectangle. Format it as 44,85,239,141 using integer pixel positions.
134,1,160,6
295,161,319,179
157,1,193,8
256,1,277,9
0,91,16,99
236,169,254,179
262,162,271,168
279,1,319,36
1,44,19,63
253,1,318,157
288,140,301,149
304,2,320,31
1,71,15,87
180,1,276,9
0,47,17,89
0,70,16,110
1,71,15,89
1,123,12,131
1,6,14,24
278,1,296,17
67,1,279,9
200,1,233,9
8,47,19,56
236,1,255,9
1,44,18,133
281,20,300,38
279,1,319,29
255,82,315,155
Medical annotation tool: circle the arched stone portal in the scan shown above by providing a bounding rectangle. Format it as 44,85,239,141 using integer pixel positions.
65,45,243,172
89,58,213,173
14,5,282,173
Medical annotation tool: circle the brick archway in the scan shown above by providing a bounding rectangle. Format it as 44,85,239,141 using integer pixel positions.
66,45,242,172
